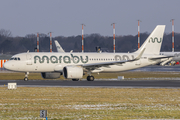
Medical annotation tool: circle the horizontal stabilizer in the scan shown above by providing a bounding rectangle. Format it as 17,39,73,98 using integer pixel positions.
148,56,173,60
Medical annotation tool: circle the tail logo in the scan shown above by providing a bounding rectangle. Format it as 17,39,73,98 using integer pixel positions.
149,37,162,43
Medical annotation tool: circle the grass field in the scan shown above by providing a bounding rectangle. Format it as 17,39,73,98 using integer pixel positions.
0,71,180,80
0,72,180,119
0,87,180,119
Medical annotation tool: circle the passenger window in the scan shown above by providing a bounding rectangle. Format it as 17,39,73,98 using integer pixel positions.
10,58,14,60
14,58,17,60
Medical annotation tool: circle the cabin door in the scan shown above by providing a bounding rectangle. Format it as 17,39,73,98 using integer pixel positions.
26,54,32,65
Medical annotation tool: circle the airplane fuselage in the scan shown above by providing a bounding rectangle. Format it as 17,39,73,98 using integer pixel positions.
4,52,164,73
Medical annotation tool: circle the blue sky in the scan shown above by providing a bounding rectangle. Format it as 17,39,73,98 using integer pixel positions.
0,0,179,37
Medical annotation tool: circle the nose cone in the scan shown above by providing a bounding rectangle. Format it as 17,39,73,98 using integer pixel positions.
3,61,11,70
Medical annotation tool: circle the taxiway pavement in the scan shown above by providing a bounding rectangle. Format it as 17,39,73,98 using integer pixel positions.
1,80,180,88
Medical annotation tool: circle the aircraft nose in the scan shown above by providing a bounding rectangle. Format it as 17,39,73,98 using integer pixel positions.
3,62,11,70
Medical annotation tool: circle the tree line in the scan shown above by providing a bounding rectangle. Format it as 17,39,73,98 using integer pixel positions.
0,29,180,55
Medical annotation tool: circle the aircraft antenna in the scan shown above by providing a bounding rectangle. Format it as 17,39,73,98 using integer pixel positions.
111,23,116,53
170,19,175,52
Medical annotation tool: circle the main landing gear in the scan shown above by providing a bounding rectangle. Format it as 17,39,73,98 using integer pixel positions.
24,72,29,81
86,71,94,81
87,76,94,81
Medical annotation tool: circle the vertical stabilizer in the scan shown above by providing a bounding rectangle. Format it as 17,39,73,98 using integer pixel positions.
54,40,65,53
135,25,165,55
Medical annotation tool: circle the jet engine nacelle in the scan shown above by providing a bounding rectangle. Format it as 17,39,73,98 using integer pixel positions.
63,66,83,79
41,72,61,79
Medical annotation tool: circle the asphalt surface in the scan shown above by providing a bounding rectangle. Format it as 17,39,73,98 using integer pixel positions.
1,80,180,88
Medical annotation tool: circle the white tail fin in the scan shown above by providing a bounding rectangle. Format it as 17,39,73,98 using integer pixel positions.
54,40,65,53
135,25,165,55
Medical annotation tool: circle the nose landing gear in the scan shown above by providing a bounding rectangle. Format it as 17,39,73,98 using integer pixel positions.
24,72,29,81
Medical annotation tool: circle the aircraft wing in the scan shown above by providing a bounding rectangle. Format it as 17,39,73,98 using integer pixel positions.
82,48,145,69
82,60,127,69
54,40,65,53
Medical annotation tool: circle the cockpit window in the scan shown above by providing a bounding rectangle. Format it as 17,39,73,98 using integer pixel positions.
10,57,20,61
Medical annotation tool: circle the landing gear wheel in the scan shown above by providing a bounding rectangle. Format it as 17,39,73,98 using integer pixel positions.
72,79,79,81
87,76,94,81
24,72,29,81
24,77,28,81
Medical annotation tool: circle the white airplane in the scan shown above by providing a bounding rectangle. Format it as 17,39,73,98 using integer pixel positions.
4,25,169,81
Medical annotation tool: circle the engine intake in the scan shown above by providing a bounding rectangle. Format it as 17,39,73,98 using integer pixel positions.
63,66,83,79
